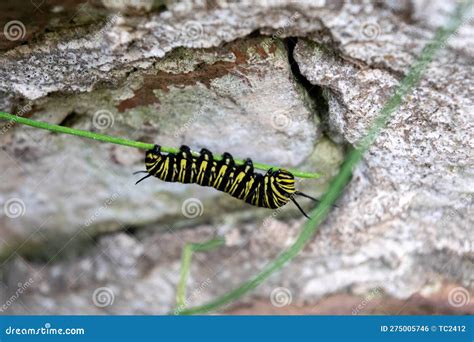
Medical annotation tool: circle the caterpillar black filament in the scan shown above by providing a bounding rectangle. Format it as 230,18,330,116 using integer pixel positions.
135,145,319,218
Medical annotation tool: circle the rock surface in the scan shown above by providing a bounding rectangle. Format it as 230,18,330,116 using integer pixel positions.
0,0,472,314
0,34,332,256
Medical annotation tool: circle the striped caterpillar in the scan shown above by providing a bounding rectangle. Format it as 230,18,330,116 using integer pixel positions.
135,145,318,218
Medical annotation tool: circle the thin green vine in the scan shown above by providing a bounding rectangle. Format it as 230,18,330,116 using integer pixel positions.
175,238,225,313
0,112,321,179
176,0,472,315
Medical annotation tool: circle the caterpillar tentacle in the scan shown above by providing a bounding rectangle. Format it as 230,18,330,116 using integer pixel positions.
291,198,310,219
135,174,152,184
139,145,318,219
295,191,319,202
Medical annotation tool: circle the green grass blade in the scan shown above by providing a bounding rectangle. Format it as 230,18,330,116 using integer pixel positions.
175,238,225,313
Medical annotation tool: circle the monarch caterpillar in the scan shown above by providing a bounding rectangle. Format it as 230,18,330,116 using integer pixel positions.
135,145,319,218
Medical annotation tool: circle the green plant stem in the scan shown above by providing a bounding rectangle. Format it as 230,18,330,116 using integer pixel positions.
0,112,321,179
177,0,472,315
175,238,225,312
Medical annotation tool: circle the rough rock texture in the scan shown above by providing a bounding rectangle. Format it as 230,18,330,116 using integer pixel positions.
0,0,473,314
0,35,328,256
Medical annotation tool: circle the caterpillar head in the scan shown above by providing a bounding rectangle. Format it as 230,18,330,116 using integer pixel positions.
273,169,296,195
145,145,162,172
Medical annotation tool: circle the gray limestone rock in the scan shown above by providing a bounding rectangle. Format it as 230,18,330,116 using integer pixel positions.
0,0,472,314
